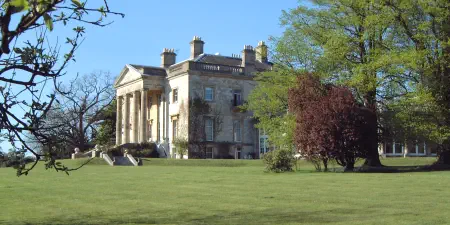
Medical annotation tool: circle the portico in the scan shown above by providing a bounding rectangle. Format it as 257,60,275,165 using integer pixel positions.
114,64,166,145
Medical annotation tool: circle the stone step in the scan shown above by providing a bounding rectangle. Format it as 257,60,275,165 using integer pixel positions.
112,156,134,166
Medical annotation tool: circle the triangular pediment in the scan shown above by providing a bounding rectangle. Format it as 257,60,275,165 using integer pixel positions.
114,65,144,88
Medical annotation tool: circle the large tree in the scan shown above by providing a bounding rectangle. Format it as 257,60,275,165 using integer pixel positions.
31,71,114,156
0,0,123,175
380,0,450,164
275,1,430,166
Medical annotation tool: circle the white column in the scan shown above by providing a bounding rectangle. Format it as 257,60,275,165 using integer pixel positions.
391,140,394,154
132,91,139,143
123,94,130,143
416,142,419,155
157,93,160,142
424,141,427,155
133,91,139,143
116,96,123,146
140,89,147,142
403,141,408,158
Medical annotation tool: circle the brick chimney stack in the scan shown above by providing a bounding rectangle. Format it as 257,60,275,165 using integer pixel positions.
190,36,204,59
161,48,176,68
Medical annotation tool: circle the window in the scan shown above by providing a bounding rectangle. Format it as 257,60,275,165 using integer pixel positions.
385,141,393,154
206,147,213,159
233,120,241,142
393,141,403,155
417,141,426,155
172,89,178,103
172,120,178,140
386,140,403,155
233,90,242,106
205,87,214,101
205,118,214,141
259,129,269,155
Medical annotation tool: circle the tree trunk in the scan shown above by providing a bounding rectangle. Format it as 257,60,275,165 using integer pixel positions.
436,151,450,165
436,142,450,165
363,91,383,167
344,162,355,172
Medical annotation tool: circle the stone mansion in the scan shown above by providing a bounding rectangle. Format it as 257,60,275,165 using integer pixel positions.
114,36,272,159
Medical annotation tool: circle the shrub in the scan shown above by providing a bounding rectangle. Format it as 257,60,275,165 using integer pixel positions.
173,138,189,159
108,143,159,158
263,148,295,172
289,74,369,171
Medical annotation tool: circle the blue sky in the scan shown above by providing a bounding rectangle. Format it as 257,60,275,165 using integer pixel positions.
1,0,304,152
71,0,300,76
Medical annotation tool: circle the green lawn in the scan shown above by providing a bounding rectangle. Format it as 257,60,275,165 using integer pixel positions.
0,157,449,225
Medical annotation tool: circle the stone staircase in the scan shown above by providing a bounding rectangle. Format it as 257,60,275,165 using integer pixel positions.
112,156,134,166
99,152,140,166
72,145,142,166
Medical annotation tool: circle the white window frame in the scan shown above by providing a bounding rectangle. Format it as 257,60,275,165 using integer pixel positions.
385,140,404,156
205,118,214,141
206,147,213,159
233,120,241,142
259,129,269,156
204,87,214,101
408,141,427,156
172,88,178,103
172,119,178,141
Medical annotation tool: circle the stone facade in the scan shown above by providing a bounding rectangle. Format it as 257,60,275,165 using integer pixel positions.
114,36,272,159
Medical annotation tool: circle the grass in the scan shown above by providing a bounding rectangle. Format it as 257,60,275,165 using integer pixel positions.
0,157,448,225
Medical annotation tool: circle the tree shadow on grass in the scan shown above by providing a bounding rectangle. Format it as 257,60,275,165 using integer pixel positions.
17,207,380,225
350,164,450,173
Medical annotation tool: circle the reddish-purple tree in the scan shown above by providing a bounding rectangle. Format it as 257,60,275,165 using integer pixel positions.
289,74,370,171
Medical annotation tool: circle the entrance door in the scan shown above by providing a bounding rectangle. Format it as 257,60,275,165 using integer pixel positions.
235,147,241,159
